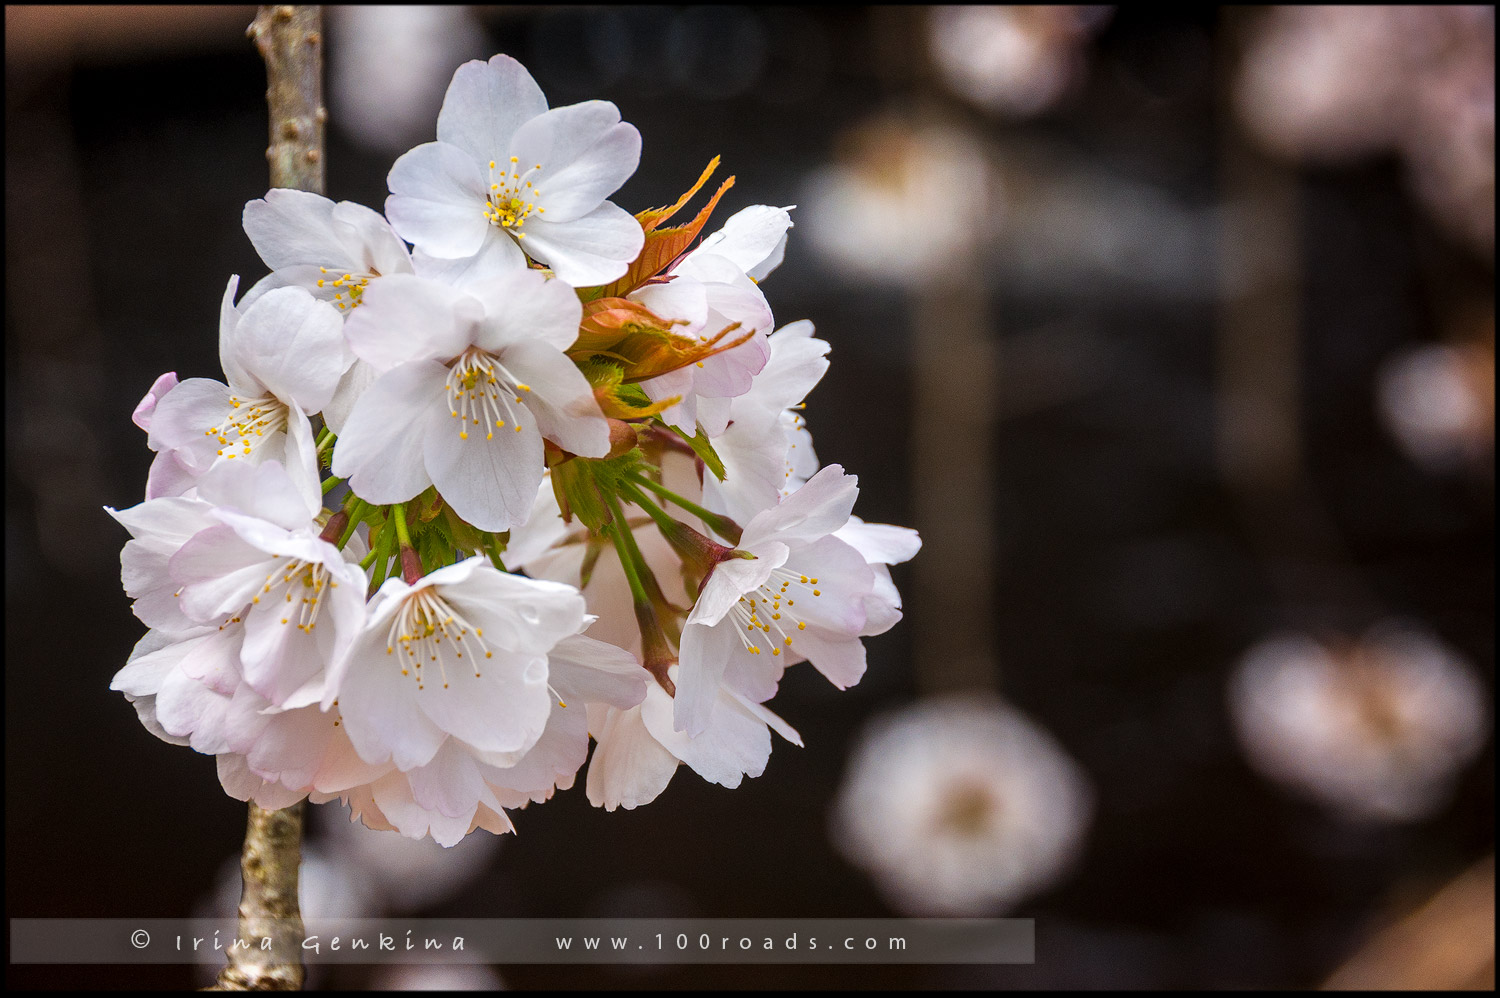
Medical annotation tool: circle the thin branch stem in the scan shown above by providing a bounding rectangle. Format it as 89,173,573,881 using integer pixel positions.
213,6,325,991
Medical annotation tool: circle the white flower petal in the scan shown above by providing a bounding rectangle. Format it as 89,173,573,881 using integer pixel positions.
147,378,235,473
337,637,451,770
330,198,413,276
547,634,648,709
411,230,528,292
642,681,771,788
218,275,254,391
675,618,741,737
332,361,449,504
413,651,553,757
741,465,859,550
468,267,583,353
514,202,644,287
343,273,480,371
436,54,549,164
386,141,492,259
422,395,545,532
688,204,794,278
834,518,923,566
232,287,348,412
509,101,641,221
244,189,353,272
585,704,680,810
502,339,610,457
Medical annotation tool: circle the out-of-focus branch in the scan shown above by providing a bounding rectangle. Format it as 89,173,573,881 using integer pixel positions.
1323,855,1495,990
248,4,326,194
211,6,325,991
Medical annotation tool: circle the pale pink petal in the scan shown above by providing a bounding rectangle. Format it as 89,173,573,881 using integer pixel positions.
385,141,491,258
585,705,680,811
513,202,644,287
332,361,449,504
422,393,545,532
406,740,487,819
508,101,641,221
132,372,179,432
436,54,549,163
502,339,610,457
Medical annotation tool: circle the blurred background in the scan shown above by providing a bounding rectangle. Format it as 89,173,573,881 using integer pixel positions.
5,4,1494,989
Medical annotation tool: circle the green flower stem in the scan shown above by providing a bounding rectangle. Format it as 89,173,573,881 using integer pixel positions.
358,547,379,570
336,500,365,550
368,513,396,594
606,501,650,606
483,534,508,573
391,503,413,548
623,471,740,542
616,479,677,534
320,474,344,496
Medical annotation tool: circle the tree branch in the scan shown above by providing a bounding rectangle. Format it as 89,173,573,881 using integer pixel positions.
211,5,325,991
248,4,325,193
210,801,308,991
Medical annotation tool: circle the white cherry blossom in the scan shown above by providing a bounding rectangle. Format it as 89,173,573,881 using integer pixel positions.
385,54,644,287
635,205,794,434
111,458,368,709
332,268,608,531
326,556,588,771
702,319,830,524
675,464,883,735
240,189,417,431
148,277,347,502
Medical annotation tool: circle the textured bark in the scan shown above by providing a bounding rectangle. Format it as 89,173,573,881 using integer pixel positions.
210,802,308,991
248,5,325,194
210,5,324,990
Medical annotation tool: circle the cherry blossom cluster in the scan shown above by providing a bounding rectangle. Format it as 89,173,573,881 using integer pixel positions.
110,55,919,844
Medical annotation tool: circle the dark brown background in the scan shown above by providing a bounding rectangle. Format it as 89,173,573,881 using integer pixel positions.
5,5,1493,989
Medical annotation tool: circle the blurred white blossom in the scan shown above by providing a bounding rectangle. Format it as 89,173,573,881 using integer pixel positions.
831,694,1093,915
1236,5,1495,253
330,6,488,155
1229,624,1490,823
802,118,999,285
928,6,1111,118
1376,337,1495,471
